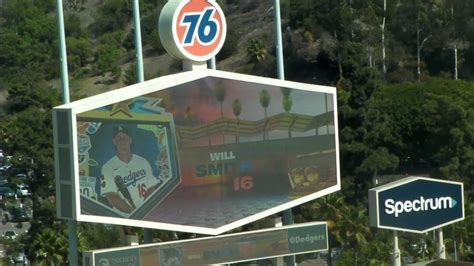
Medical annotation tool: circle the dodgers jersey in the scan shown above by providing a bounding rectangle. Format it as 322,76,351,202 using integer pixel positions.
101,154,159,211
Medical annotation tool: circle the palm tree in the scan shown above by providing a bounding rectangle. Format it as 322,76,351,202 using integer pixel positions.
213,82,226,143
303,193,345,266
30,228,68,265
445,202,474,260
339,205,371,265
213,82,226,118
359,231,392,265
247,39,267,62
259,89,271,140
29,227,88,266
232,99,242,143
282,95,293,138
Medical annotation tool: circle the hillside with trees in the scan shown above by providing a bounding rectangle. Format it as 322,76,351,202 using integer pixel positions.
0,0,473,264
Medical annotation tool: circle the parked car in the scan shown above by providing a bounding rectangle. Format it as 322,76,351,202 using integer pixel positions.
3,230,17,240
0,187,15,199
4,167,27,179
10,208,29,222
11,252,27,264
16,184,31,197
0,176,8,186
16,173,27,179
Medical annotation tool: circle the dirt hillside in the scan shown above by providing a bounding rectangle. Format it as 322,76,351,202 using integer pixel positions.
67,1,277,97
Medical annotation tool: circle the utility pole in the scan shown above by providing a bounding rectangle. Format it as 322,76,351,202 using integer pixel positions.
56,0,78,265
273,0,294,265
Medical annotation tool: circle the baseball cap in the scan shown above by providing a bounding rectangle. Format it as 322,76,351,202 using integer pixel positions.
113,125,130,138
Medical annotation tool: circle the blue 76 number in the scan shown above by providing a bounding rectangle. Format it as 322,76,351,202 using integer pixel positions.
180,7,219,46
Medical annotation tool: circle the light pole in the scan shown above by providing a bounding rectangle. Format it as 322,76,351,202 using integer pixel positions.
56,0,78,265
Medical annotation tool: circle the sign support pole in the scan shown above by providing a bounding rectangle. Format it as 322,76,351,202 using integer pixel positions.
183,61,207,71
57,0,70,104
132,0,152,244
207,57,216,70
56,0,77,265
274,0,285,81
133,0,145,84
436,228,446,259
273,0,294,264
274,217,284,266
393,231,401,266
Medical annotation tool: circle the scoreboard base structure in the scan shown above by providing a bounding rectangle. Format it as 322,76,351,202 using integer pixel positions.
83,222,328,266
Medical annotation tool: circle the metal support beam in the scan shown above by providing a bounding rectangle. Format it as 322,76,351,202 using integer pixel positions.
133,0,145,83
273,0,293,264
273,0,285,80
57,0,77,264
57,0,70,104
437,228,446,259
393,231,401,266
207,57,216,70
132,0,153,244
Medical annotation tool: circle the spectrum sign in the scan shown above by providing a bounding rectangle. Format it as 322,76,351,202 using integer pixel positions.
369,176,464,233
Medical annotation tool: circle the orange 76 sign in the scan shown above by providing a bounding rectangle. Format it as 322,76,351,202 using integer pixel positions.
159,0,227,62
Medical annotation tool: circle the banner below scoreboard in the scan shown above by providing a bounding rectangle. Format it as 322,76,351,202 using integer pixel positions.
83,222,328,266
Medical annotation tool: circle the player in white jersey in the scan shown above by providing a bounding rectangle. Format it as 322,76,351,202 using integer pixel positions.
101,125,160,214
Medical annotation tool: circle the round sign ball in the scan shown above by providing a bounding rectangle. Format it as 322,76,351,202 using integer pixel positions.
159,0,227,62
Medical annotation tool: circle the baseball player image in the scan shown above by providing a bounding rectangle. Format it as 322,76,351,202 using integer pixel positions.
100,125,161,215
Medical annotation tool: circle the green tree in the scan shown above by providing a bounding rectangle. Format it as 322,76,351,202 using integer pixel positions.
372,80,474,187
444,0,474,80
338,67,399,199
65,14,87,38
93,0,132,35
368,0,390,80
66,37,91,72
79,223,122,250
0,82,63,260
0,5,58,86
356,147,399,185
95,45,123,81
36,0,55,12
396,0,443,81
98,31,126,49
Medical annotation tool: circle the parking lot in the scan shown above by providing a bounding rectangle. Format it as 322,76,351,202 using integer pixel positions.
0,154,33,265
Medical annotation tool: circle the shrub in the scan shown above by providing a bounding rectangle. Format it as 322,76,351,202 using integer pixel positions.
247,39,267,62
95,44,123,80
